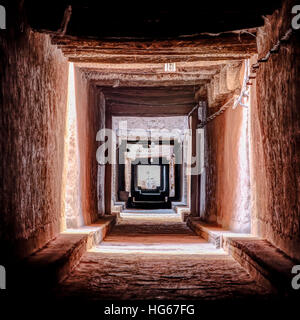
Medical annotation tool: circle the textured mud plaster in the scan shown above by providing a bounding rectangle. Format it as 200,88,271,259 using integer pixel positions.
64,67,102,226
0,26,69,260
203,61,251,233
250,0,300,260
74,68,100,225
204,103,251,232
63,63,83,229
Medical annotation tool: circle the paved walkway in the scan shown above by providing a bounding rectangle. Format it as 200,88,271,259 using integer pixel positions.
55,213,271,301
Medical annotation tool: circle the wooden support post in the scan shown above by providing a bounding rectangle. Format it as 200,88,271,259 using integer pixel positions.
190,110,200,217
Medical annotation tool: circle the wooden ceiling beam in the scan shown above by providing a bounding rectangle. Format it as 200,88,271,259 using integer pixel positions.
79,68,220,76
69,54,250,63
93,79,209,87
50,32,256,63
85,71,213,82
100,86,199,97
75,61,233,69
106,98,195,106
51,33,256,50
109,104,194,116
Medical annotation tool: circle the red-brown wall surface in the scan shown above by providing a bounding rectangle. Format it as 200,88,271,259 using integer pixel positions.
204,101,251,233
250,0,300,260
74,69,101,224
0,22,69,259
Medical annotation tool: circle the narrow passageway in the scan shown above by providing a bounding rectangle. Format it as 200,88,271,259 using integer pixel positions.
1,0,299,310
55,214,271,301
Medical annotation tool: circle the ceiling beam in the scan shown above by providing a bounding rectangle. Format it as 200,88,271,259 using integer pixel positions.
109,103,194,116
93,79,209,87
52,33,256,50
85,71,213,82
51,33,256,63
100,86,199,96
106,97,195,106
75,61,233,69
69,55,250,63
79,67,220,76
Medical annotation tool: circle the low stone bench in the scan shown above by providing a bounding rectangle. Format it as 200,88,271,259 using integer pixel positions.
13,216,116,290
187,217,299,297
223,236,299,296
187,217,223,248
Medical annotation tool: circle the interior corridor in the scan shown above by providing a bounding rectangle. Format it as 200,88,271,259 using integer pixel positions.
1,0,299,310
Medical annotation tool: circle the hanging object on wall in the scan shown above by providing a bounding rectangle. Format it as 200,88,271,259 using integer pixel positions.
198,101,206,121
198,27,295,128
164,62,176,72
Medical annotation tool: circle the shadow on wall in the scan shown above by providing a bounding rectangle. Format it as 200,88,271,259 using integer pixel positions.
0,5,69,260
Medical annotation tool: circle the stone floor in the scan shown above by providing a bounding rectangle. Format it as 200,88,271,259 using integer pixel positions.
53,213,274,301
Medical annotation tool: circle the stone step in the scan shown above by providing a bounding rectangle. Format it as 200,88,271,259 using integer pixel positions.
172,203,190,222
112,201,126,214
187,217,223,248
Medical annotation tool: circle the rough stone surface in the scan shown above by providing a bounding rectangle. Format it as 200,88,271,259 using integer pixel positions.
54,214,271,301
8,216,116,293
250,0,300,260
223,236,300,296
0,24,69,260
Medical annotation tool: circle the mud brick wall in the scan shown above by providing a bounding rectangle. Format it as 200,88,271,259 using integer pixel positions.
250,0,300,260
0,24,69,260
73,68,101,225
204,103,251,233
